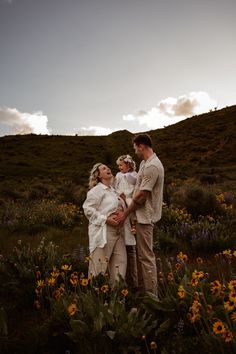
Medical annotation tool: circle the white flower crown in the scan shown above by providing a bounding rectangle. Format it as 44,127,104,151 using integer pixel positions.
123,155,133,164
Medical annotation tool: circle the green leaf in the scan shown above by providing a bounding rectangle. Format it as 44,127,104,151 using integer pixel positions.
156,318,171,335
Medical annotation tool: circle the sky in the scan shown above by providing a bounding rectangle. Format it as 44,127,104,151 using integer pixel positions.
0,0,235,136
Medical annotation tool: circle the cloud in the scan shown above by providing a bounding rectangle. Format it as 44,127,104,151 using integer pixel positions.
123,91,217,130
0,107,50,135
1,0,13,4
76,126,113,136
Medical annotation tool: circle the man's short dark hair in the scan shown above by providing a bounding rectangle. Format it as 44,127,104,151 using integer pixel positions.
132,133,152,148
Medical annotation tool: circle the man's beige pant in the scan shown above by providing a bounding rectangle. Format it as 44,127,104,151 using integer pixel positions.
88,225,127,285
136,223,157,295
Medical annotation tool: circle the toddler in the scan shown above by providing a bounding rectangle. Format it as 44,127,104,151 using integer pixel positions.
114,154,138,288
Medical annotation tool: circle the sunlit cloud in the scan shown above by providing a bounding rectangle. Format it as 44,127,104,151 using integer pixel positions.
0,107,50,135
76,126,113,136
123,91,217,130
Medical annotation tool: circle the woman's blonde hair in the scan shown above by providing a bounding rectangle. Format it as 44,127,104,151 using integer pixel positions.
116,154,136,172
88,163,103,189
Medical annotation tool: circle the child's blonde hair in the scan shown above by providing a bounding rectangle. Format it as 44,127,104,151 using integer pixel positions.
116,154,136,172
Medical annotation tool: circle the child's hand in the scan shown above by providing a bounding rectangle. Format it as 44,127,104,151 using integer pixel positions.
120,193,126,201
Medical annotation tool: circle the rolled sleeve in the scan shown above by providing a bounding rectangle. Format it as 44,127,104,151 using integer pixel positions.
140,165,158,191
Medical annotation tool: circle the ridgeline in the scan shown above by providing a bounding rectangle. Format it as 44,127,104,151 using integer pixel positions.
0,105,235,198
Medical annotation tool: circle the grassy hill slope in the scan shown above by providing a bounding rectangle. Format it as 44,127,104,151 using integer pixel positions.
0,105,235,198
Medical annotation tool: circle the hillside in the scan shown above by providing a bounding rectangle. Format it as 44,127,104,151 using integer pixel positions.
0,105,235,200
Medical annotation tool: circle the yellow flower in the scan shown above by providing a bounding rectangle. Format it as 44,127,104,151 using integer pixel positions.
233,251,236,258
101,284,109,293
47,277,56,286
177,252,188,263
175,263,181,270
80,278,89,286
36,279,45,289
70,278,78,287
61,264,72,271
228,280,236,292
121,288,129,297
210,280,222,295
213,321,225,335
230,311,236,322
229,291,236,303
224,300,235,312
222,330,233,343
187,312,200,323
150,341,157,350
67,303,77,316
191,278,199,287
222,249,231,256
51,266,60,278
177,285,186,299
191,300,201,312
192,270,204,280
196,257,203,264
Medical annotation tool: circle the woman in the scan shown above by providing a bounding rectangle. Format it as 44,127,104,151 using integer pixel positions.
83,163,127,285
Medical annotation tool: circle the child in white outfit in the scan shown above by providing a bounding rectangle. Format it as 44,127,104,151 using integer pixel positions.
114,154,138,288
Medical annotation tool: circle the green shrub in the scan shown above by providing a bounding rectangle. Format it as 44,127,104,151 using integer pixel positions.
174,184,222,219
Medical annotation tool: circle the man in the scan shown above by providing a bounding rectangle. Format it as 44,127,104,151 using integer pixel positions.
116,133,164,295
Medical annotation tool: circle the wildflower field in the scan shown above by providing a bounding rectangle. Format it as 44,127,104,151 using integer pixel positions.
0,183,236,354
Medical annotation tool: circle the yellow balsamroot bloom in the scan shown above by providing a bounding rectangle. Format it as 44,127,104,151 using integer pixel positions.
51,266,60,278
222,249,231,256
67,303,77,316
80,278,89,286
47,277,56,286
188,312,200,323
213,320,226,335
188,300,201,323
36,280,45,291
222,330,233,342
196,257,203,264
229,291,236,303
192,270,204,280
61,264,72,271
101,284,109,293
224,300,235,312
228,280,236,292
70,278,78,287
230,311,236,322
191,278,199,287
210,280,222,295
177,252,188,263
121,288,129,297
177,285,186,299
175,263,181,270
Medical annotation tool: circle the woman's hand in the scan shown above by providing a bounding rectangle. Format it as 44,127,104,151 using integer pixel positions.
106,214,120,226
115,210,126,224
